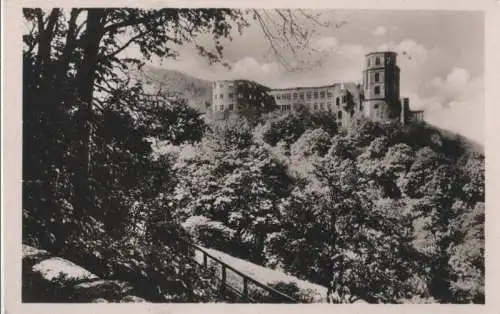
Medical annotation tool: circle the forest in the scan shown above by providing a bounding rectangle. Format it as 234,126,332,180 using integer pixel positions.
22,8,484,303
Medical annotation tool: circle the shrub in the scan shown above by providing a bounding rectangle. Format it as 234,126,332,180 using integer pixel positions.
182,216,237,251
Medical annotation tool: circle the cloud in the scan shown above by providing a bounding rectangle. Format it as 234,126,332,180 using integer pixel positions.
377,39,431,101
411,68,484,144
337,44,366,58
373,26,387,36
229,57,284,85
311,37,339,52
377,39,428,67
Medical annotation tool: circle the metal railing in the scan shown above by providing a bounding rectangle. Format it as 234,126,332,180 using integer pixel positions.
177,238,298,303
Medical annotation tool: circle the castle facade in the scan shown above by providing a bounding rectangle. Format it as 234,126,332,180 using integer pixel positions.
211,51,424,126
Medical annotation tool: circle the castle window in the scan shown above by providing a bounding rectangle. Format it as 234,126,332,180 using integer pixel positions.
386,56,391,65
287,93,291,100
338,111,342,119
314,103,318,110
375,73,380,82
320,103,325,109
229,93,234,99
375,56,381,65
374,104,379,109
220,94,224,99
220,105,224,111
293,93,298,99
374,86,380,95
336,97,340,105
229,104,234,110
306,92,312,99
299,93,304,99
320,91,325,98
342,95,347,103
327,92,333,98
314,92,319,99
276,95,281,100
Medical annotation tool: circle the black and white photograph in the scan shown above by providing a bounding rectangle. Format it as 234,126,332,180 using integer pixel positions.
4,1,493,309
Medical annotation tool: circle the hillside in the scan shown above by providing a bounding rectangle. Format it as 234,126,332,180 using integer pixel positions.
432,126,484,154
134,65,213,113
175,114,484,304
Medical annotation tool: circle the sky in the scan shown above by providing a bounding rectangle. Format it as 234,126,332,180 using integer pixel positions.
147,10,484,144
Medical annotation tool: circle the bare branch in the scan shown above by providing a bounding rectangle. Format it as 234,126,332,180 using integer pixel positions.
102,10,166,35
103,30,150,59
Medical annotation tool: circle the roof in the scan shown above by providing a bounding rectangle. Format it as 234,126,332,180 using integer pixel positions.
213,79,270,90
365,51,397,57
269,82,361,92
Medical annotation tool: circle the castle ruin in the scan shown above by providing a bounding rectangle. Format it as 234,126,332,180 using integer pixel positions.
211,51,424,127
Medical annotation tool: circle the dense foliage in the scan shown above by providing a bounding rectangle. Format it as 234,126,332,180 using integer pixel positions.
22,8,250,302
174,115,484,303
23,8,484,304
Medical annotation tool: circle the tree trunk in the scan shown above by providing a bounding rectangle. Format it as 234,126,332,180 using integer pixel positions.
72,9,106,216
54,8,80,101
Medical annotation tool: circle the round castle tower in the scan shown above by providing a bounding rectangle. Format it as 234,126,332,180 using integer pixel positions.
362,51,401,121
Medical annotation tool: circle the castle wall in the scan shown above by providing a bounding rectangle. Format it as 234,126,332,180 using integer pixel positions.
268,82,363,128
210,50,422,127
212,81,238,112
212,80,274,114
409,110,424,122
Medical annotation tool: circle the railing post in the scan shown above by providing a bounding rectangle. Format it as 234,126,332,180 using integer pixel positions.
243,277,248,301
220,264,226,294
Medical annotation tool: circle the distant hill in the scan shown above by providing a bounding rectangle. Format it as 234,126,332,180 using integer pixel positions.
133,65,213,113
